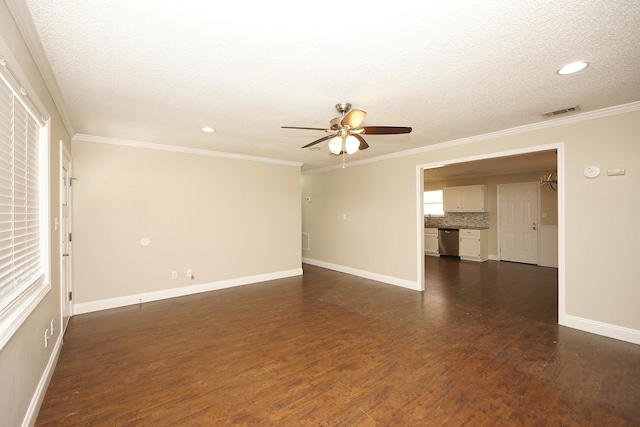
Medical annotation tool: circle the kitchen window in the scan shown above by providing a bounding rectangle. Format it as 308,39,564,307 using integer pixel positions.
424,190,444,216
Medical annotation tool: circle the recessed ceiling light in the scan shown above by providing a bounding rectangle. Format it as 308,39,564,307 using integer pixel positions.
557,61,589,75
201,126,216,133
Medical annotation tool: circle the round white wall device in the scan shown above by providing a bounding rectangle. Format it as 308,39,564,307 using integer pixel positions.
583,166,600,178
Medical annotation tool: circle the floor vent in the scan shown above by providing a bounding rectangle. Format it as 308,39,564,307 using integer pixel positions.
541,105,580,118
301,233,310,251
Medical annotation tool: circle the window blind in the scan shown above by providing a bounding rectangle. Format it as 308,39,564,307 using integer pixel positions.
0,76,44,312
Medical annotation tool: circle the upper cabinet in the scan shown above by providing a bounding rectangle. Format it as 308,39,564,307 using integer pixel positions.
443,184,487,212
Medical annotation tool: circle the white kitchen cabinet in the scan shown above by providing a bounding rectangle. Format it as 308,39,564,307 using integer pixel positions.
443,185,487,212
459,229,488,262
424,228,439,256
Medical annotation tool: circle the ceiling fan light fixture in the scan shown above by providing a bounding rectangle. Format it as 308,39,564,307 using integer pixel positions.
284,102,412,157
345,135,359,154
328,136,343,154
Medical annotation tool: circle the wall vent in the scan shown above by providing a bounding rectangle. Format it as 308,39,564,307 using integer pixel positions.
541,105,580,118
301,233,310,251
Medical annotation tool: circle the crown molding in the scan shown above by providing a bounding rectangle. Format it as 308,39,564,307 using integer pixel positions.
304,101,640,174
72,134,303,167
5,0,75,137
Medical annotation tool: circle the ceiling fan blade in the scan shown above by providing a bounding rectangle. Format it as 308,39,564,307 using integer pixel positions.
353,134,369,150
301,134,335,149
282,126,329,131
341,109,366,129
361,126,412,135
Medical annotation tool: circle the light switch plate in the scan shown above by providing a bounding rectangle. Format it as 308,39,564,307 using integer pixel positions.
607,168,625,176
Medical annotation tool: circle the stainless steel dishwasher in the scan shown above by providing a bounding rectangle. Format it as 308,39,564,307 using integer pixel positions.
438,228,459,256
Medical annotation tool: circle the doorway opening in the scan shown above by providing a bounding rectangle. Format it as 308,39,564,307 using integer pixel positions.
416,143,564,324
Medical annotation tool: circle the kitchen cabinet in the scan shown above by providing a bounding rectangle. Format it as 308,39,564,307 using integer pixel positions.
459,229,488,262
443,184,487,212
424,228,439,256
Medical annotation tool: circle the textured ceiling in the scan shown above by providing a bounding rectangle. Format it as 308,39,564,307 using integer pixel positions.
16,1,640,171
423,150,558,182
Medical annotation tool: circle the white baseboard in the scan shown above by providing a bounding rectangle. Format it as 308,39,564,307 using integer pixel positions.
74,268,303,315
561,314,640,345
302,258,420,291
22,332,63,427
303,259,639,345
72,264,638,345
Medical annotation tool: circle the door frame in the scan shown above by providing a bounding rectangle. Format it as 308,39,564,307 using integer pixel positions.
416,142,565,325
60,141,73,332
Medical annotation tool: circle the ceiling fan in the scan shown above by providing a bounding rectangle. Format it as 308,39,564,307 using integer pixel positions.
282,102,412,155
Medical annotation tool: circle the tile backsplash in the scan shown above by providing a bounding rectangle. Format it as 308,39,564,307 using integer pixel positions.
425,212,490,229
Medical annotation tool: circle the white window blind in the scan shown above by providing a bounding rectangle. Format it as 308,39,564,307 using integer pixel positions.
0,73,44,313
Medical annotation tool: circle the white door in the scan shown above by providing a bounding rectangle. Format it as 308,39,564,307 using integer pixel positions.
60,143,73,332
499,182,538,264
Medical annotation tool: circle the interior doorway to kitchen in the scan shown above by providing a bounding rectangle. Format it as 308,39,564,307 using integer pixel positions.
416,143,563,323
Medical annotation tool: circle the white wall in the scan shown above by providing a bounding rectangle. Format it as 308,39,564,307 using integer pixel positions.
301,161,418,288
71,139,303,311
302,107,640,343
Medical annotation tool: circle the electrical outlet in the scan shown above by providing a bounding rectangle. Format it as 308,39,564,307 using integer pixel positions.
171,271,178,279
44,329,49,348
187,269,193,279
50,319,54,336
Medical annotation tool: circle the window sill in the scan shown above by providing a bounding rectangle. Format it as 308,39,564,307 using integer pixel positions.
0,280,50,351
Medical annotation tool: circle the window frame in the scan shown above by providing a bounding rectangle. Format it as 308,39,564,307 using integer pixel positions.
423,189,444,216
0,43,51,351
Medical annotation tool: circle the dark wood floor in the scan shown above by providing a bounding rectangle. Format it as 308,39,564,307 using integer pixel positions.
36,257,640,426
